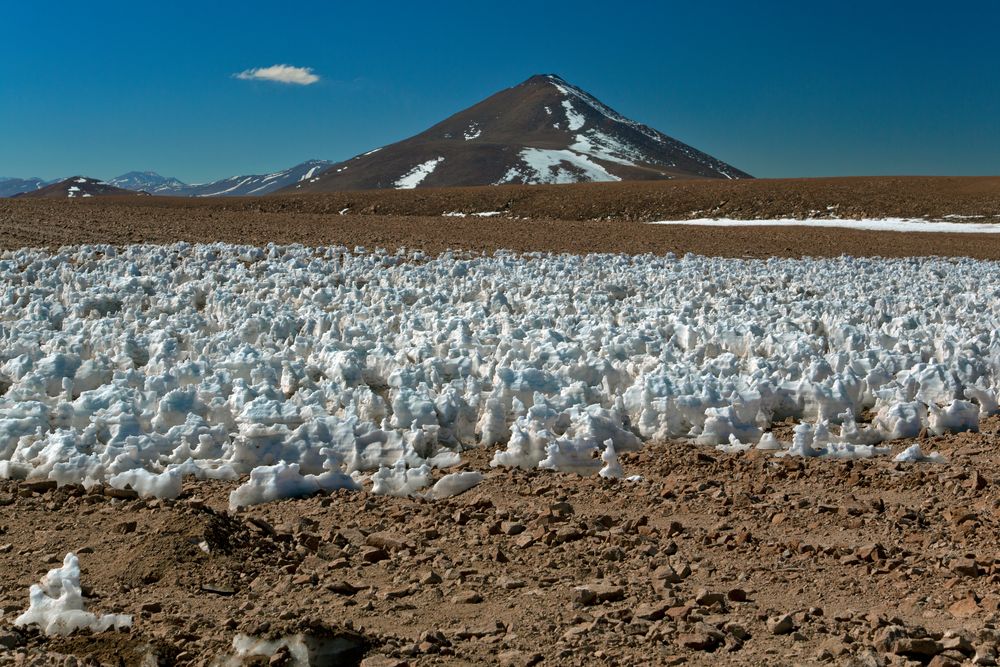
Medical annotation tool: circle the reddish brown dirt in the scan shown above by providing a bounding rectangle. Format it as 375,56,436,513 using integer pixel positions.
1,428,998,666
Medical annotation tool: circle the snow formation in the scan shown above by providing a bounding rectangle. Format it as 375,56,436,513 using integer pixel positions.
650,218,1000,234
497,148,621,185
394,157,444,189
1,244,992,506
14,553,132,636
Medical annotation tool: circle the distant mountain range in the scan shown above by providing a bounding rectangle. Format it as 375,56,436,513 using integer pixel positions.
106,160,334,197
14,176,145,199
0,177,53,197
107,171,187,194
2,161,334,199
2,74,749,198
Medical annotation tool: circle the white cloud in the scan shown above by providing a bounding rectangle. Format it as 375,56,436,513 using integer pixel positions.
234,64,320,85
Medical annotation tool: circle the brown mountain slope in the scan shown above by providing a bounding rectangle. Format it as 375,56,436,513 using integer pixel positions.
284,74,749,193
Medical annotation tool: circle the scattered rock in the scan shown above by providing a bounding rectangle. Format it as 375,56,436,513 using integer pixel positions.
21,480,57,493
514,533,536,549
665,521,684,537
451,590,482,604
360,547,389,564
694,589,726,606
115,520,137,534
677,629,722,652
893,637,943,658
573,583,624,606
634,601,669,621
727,588,748,602
0,631,24,650
501,521,526,535
200,583,235,596
365,532,411,552
768,614,795,635
419,570,442,585
497,650,543,667
326,580,362,595
949,595,980,619
360,656,408,667
856,543,886,562
103,486,138,499
951,557,980,577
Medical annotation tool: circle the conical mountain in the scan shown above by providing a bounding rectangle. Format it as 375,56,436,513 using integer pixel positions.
285,74,749,192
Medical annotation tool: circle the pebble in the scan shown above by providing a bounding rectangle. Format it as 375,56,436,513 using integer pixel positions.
768,614,795,635
451,590,482,604
360,547,389,564
573,583,624,606
677,629,722,651
419,570,442,585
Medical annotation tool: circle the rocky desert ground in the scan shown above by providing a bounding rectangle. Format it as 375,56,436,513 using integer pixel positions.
1,431,999,667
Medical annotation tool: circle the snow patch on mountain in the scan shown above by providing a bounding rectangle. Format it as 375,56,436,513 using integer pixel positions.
395,157,444,189
197,177,255,197
570,130,650,167
561,100,586,131
464,123,482,140
548,75,663,144
499,148,621,185
300,165,325,181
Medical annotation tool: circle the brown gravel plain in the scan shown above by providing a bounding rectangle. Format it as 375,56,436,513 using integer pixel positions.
1,176,1000,258
1,177,1000,666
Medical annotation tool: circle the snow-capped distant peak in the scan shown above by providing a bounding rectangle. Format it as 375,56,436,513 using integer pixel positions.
104,160,335,197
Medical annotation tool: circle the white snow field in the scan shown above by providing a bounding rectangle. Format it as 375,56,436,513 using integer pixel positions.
1,244,998,508
650,218,1000,233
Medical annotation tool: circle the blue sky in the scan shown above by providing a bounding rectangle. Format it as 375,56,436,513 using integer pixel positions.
2,1,998,182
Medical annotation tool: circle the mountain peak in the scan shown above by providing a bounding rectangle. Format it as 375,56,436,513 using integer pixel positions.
523,73,565,85
286,74,749,192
